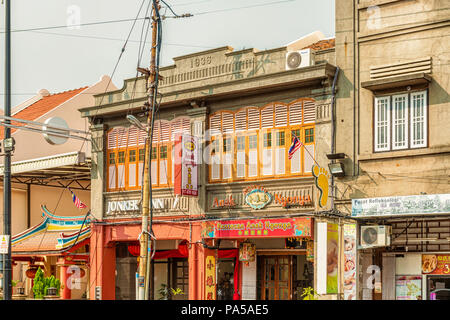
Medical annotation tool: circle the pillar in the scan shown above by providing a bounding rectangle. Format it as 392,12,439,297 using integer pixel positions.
59,265,71,300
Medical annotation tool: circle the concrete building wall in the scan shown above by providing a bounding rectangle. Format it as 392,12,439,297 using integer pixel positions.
334,0,450,214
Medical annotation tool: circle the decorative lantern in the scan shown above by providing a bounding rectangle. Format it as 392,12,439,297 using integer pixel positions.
239,241,256,262
26,267,39,279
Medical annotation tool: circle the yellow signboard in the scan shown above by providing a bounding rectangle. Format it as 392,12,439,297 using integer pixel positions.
205,255,216,300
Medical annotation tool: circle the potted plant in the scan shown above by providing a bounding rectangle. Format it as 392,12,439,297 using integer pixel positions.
32,267,61,299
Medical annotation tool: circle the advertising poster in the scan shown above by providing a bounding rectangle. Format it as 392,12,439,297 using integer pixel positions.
422,254,450,275
395,276,422,300
327,223,339,294
343,224,357,300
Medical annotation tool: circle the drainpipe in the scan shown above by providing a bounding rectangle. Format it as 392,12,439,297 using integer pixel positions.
330,67,340,213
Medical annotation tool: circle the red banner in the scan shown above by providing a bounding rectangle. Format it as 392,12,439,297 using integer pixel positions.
201,217,312,239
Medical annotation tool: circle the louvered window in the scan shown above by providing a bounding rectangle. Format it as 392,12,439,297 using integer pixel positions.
106,116,191,192
207,98,316,183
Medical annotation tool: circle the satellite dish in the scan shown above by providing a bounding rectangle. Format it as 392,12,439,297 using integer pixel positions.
43,117,70,145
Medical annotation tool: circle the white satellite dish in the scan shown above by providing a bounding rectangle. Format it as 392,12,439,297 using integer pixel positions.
43,117,70,145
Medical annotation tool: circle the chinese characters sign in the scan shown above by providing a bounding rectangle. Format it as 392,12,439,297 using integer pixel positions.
205,255,216,300
422,254,450,275
174,134,198,197
201,217,313,239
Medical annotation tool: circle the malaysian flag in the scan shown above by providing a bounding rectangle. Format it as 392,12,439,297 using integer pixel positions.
69,188,87,209
288,134,303,160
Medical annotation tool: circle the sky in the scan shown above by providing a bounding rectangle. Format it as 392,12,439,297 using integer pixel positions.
0,0,335,108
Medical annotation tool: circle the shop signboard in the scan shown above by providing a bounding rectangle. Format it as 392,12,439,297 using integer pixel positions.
326,223,339,294
201,217,312,239
0,235,9,254
422,254,450,275
174,134,199,197
395,276,422,300
352,194,450,217
343,224,357,300
205,255,216,300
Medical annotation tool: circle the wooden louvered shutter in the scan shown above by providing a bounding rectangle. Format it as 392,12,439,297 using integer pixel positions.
289,102,302,125
261,105,274,128
303,100,316,124
235,109,247,132
117,127,127,148
107,129,117,149
209,113,221,136
275,104,288,127
247,108,260,131
222,112,234,134
107,129,117,190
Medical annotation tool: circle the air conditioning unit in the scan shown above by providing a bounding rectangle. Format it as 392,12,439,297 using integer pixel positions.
285,49,315,70
360,225,391,248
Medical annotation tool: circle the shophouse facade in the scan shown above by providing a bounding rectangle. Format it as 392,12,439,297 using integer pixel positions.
334,0,450,300
80,32,349,300
0,75,117,299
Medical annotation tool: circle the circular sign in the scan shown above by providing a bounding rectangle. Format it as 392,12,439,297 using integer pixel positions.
43,117,70,145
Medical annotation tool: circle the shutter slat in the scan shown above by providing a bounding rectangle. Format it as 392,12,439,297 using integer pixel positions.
222,112,234,133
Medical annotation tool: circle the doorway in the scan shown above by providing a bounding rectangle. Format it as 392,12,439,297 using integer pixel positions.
427,276,450,300
257,254,313,300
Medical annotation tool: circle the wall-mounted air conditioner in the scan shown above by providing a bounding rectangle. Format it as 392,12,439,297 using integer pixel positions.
360,225,391,248
285,48,315,70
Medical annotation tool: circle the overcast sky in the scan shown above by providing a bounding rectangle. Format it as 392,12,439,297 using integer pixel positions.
0,0,335,108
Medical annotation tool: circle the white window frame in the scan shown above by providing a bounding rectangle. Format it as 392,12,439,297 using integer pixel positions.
374,96,391,152
374,90,428,153
410,90,427,149
392,93,409,151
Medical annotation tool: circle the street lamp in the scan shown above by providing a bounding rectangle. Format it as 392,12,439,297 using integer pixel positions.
126,115,146,131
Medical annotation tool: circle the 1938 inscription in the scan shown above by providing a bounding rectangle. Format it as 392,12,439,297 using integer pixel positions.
190,55,212,68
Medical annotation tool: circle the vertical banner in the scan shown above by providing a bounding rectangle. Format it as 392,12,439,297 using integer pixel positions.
327,223,339,294
174,134,199,197
316,222,327,294
343,224,357,300
205,255,216,300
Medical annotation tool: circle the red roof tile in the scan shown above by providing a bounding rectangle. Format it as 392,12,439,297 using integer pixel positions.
302,38,335,51
1,86,88,138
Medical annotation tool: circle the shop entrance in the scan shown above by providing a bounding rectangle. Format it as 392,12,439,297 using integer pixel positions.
427,276,450,300
257,253,313,300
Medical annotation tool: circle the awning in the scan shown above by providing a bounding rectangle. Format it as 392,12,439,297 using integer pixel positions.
0,151,90,190
11,205,91,256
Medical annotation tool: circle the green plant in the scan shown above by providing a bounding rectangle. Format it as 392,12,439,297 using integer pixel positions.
300,286,320,300
158,284,185,300
32,267,61,299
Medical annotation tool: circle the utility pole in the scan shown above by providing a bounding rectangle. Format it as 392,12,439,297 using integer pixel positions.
2,0,12,301
138,0,159,301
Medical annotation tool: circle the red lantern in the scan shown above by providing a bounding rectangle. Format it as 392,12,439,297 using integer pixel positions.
26,268,38,279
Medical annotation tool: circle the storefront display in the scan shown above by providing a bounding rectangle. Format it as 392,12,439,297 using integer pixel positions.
395,276,422,300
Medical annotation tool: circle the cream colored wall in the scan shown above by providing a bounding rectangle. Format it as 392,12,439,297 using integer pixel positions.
335,0,450,210
0,185,28,235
